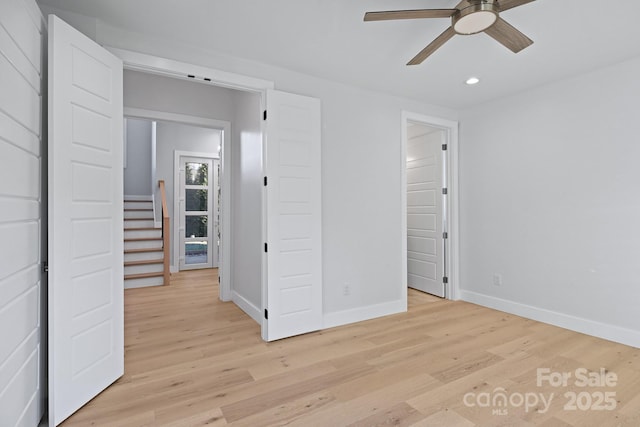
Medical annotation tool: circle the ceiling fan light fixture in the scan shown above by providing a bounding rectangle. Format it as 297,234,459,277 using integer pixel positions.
452,1,499,35
364,0,534,66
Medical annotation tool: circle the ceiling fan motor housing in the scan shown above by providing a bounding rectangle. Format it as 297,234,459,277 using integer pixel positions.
453,0,499,35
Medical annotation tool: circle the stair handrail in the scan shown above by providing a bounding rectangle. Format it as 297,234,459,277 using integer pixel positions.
158,180,170,285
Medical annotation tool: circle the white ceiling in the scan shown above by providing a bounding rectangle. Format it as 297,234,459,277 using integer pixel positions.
37,0,640,109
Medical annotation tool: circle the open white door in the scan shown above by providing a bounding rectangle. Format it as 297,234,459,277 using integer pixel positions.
406,127,445,297
263,90,322,341
48,15,123,425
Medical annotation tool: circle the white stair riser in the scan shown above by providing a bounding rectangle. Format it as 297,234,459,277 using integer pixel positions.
124,229,162,239
125,219,155,229
125,250,165,262
124,210,154,219
124,240,163,250
124,263,164,276
124,276,164,289
124,201,153,210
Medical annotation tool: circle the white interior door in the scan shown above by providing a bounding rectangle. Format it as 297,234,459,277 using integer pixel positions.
406,127,445,297
263,90,322,341
48,15,124,425
179,156,217,270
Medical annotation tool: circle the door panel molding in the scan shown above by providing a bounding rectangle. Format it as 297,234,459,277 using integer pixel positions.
263,90,322,341
48,15,123,425
406,130,444,297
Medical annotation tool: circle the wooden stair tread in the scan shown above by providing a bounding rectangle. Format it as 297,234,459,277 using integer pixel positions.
124,227,160,231
124,237,163,242
124,271,164,280
124,259,164,266
125,248,163,254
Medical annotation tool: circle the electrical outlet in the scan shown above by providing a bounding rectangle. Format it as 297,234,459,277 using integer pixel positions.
493,273,503,286
343,282,351,296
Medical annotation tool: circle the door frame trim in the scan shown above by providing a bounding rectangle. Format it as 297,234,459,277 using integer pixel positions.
401,111,460,301
106,47,275,92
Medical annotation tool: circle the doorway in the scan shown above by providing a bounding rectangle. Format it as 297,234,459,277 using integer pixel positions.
124,107,232,297
179,155,219,270
402,111,460,301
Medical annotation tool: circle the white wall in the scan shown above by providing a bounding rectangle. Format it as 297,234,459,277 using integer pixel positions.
231,91,262,317
459,57,640,348
123,118,152,196
155,121,221,267
0,0,46,425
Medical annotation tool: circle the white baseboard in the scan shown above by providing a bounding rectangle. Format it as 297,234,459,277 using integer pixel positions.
232,291,261,325
460,290,640,349
323,299,406,330
124,194,152,201
155,221,162,228
170,265,179,274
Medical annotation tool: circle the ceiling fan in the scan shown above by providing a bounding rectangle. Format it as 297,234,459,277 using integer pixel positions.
364,0,535,65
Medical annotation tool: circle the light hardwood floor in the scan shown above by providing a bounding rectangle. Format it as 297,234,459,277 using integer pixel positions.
62,269,640,426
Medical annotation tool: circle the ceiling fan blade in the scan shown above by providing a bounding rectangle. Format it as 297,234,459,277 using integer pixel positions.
498,0,536,12
484,17,533,53
364,9,456,22
455,1,473,9
407,27,456,65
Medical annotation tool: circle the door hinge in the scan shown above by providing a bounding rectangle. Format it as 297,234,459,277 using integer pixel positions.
42,261,48,273
442,144,448,151
264,176,268,186
264,309,268,319
442,188,448,195
443,276,449,284
263,110,267,121
264,243,268,253
443,232,448,239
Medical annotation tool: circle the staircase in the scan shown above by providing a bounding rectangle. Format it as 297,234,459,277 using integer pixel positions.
124,197,166,288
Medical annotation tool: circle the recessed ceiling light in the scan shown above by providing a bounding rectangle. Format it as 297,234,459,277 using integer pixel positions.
465,77,480,85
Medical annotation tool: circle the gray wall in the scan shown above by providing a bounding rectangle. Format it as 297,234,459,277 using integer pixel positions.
231,91,262,311
124,118,152,196
459,57,640,347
